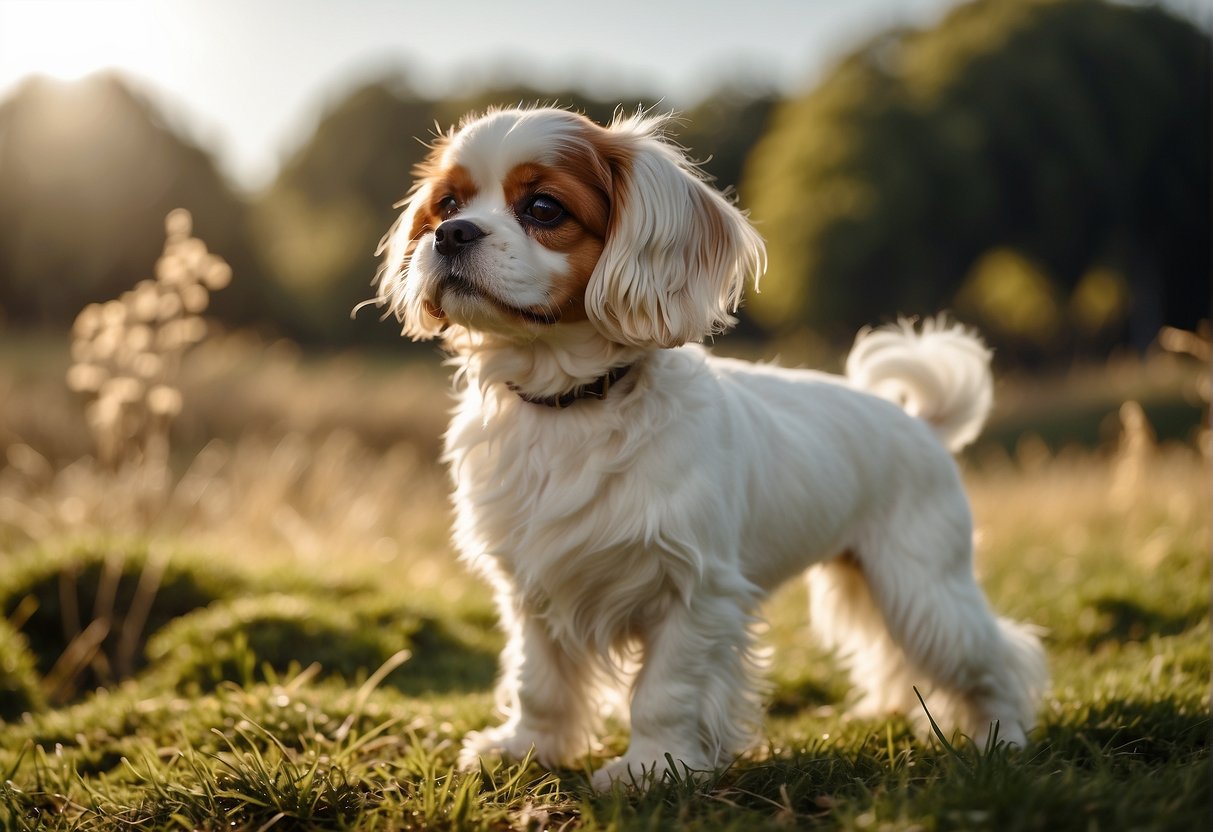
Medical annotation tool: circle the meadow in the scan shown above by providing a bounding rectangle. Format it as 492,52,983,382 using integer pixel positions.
0,225,1208,829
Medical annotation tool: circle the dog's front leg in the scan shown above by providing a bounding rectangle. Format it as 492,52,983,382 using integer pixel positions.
459,610,594,770
591,589,760,790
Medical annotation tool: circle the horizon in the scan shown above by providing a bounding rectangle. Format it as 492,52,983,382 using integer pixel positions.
1,0,1207,191
0,0,1155,191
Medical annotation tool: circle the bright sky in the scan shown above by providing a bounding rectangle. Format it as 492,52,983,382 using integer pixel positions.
0,0,1206,190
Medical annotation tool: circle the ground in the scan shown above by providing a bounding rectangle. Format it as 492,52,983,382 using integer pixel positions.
0,333,1208,831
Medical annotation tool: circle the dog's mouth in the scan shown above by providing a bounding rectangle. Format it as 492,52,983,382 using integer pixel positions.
428,272,560,326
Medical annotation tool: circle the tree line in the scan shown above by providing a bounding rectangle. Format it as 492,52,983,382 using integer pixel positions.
0,0,1207,364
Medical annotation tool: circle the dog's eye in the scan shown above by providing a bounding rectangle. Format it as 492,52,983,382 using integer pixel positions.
438,196,459,220
523,195,565,226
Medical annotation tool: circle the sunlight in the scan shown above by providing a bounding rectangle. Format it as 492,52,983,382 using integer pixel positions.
0,0,163,82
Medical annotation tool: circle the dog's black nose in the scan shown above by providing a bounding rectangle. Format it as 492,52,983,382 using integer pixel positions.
433,219,486,257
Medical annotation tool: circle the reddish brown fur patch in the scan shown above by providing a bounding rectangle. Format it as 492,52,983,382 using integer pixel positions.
493,116,636,323
404,159,479,256
500,159,610,323
565,116,635,242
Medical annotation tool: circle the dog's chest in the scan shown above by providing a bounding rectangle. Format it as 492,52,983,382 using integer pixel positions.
447,403,631,568
444,396,705,639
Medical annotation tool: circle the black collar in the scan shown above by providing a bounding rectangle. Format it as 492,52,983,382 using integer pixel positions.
509,364,634,409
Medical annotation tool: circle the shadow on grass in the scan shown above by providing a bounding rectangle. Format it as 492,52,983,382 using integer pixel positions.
142,595,501,697
0,544,247,700
1084,594,1206,650
1040,697,1211,765
0,543,501,707
767,676,846,716
394,615,499,696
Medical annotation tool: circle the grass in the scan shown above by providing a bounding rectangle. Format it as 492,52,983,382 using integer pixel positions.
0,251,1208,827
0,368,1206,830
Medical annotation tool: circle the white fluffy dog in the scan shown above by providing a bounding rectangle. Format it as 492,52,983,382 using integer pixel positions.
375,107,1047,789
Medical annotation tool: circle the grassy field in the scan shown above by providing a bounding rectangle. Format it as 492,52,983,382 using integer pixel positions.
0,322,1208,830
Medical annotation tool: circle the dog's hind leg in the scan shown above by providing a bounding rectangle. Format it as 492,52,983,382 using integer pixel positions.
810,520,1046,746
808,552,921,720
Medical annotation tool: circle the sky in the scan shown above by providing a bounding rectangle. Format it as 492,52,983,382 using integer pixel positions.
0,0,1206,190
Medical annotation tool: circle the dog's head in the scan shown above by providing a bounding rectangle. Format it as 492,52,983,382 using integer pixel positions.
376,108,765,349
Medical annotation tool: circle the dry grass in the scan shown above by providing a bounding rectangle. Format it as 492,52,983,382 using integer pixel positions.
0,244,1207,629
3,328,1205,602
1,209,453,585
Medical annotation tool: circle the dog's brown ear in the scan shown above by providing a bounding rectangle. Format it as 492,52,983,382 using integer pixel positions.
584,115,766,349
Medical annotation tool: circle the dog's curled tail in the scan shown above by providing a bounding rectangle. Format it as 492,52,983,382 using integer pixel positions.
845,317,993,453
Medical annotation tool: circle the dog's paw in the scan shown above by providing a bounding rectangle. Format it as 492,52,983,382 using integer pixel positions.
457,724,580,770
589,751,709,792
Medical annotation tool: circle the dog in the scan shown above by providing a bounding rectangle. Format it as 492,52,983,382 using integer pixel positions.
374,107,1047,790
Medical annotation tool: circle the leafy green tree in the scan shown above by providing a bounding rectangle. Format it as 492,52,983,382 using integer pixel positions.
744,0,1210,358
0,73,265,328
681,85,779,196
251,79,440,343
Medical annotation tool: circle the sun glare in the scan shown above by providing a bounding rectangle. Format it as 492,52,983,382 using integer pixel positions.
0,0,162,83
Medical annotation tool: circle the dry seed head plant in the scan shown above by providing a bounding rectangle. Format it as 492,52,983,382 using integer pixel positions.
1157,323,1211,459
66,209,230,470
0,212,459,704
1,211,455,586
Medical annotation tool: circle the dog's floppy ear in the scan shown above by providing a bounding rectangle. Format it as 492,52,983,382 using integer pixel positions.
584,115,766,349
375,141,448,341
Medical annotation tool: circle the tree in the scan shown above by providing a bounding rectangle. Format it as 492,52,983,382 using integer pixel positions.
743,0,1210,359
251,79,441,344
0,73,264,328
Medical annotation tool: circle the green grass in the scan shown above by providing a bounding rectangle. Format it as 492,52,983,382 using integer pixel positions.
0,333,1208,830
0,443,1208,830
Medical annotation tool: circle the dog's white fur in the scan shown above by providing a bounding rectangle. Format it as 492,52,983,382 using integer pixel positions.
376,107,1047,789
